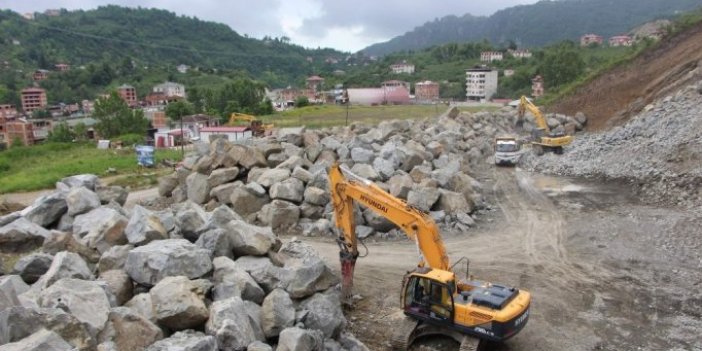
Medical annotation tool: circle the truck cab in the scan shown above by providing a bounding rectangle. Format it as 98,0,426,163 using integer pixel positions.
494,137,522,166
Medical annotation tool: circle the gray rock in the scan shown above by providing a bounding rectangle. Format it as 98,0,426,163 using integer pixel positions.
355,225,375,239
247,341,272,351
22,192,67,228
175,201,209,242
339,332,369,351
95,185,128,206
210,182,241,205
0,306,95,350
125,239,212,286
42,230,100,263
12,253,53,284
98,270,133,306
277,327,324,351
151,276,209,331
97,245,133,273
299,203,325,220
300,218,332,237
291,166,313,184
58,175,99,191
350,148,374,164
372,157,395,180
66,187,101,216
276,155,311,171
144,330,216,351
186,172,211,204
225,220,275,256
38,278,111,334
267,152,287,167
0,212,20,228
229,188,270,217
388,174,413,199
32,251,94,291
97,307,163,351
0,217,50,253
56,214,73,232
123,293,156,324
242,300,266,341
73,207,128,254
232,145,268,169
409,165,432,183
258,200,300,230
407,187,440,212
195,228,232,259
194,155,213,175
0,276,29,310
257,168,291,188
212,257,264,303
124,206,167,246
234,256,284,294
270,178,305,203
350,163,379,181
157,174,179,197
277,240,339,299
207,167,240,188
435,189,473,214
261,288,295,338
308,170,329,190
299,292,346,338
457,213,475,227
400,151,424,173
205,297,258,350
574,111,588,125
303,187,329,206
426,141,444,158
362,209,396,232
0,328,73,351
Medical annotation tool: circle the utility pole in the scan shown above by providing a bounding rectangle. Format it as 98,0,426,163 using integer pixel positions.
180,114,184,157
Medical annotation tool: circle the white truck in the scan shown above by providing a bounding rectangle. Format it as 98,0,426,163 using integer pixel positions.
494,136,522,166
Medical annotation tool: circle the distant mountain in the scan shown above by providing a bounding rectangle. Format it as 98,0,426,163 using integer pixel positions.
0,6,345,84
362,0,702,56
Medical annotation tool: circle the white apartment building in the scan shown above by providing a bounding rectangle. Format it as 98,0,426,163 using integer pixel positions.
153,81,186,98
466,67,498,101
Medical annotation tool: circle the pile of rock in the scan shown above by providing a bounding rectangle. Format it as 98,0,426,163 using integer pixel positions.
524,81,702,208
158,109,534,238
520,109,588,136
0,175,366,350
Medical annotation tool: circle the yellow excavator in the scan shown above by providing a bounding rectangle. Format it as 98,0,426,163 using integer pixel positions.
329,163,531,350
517,95,572,155
227,112,273,137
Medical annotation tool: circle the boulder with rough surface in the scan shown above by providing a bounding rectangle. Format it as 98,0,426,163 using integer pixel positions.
98,270,133,306
123,293,156,324
37,278,111,334
257,168,291,188
258,200,300,230
125,239,212,286
276,327,324,351
95,185,128,206
270,178,305,203
0,217,51,253
97,307,163,351
299,292,346,338
205,297,259,350
0,306,95,350
150,276,210,331
277,240,339,298
229,186,270,217
303,187,329,206
72,207,128,253
124,206,167,246
157,174,179,197
42,230,100,263
225,220,276,256
97,245,133,273
0,276,29,310
407,187,440,212
175,201,209,242
66,187,101,216
32,251,94,291
207,167,240,188
261,288,295,338
11,253,53,284
186,173,211,204
212,257,265,303
22,192,67,228
144,330,216,351
58,175,99,191
0,328,73,351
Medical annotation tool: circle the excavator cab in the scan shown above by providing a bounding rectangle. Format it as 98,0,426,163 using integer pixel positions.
403,272,455,324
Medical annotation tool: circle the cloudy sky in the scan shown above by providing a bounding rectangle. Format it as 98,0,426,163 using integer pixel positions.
4,0,539,52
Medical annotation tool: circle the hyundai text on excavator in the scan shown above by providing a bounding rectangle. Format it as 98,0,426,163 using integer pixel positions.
329,163,531,350
517,95,572,155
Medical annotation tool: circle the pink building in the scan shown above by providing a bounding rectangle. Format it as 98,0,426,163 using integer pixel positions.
532,75,544,98
415,81,440,102
580,34,603,46
117,84,137,107
608,35,633,47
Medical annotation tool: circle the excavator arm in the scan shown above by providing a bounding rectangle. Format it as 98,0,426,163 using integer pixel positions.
329,163,450,301
518,96,549,132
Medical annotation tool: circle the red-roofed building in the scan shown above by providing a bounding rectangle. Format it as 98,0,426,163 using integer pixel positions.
199,126,252,143
306,75,324,93
32,70,49,81
580,34,603,46
608,35,633,47
21,87,48,113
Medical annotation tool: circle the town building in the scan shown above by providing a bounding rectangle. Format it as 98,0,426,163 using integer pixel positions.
176,64,190,73
465,67,498,101
532,75,544,97
608,35,633,47
181,114,220,138
381,80,410,91
21,87,48,113
4,120,34,146
580,34,604,46
153,81,186,98
154,129,190,148
198,126,252,143
117,84,137,107
306,76,324,94
480,51,504,62
508,49,532,59
347,84,410,106
22,13,35,20
147,111,169,129
55,63,70,71
33,69,49,81
82,100,94,114
390,61,415,74
415,81,440,102
0,105,18,119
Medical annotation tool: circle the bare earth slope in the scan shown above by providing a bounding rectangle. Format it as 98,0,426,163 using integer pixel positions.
551,21,702,131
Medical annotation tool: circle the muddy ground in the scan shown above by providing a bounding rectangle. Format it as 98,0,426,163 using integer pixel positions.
304,167,702,351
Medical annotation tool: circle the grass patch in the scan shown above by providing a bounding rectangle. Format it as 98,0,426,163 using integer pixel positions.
260,104,448,129
0,142,183,193
108,169,172,190
457,106,502,113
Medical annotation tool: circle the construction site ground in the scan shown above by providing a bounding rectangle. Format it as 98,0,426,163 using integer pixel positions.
305,167,702,351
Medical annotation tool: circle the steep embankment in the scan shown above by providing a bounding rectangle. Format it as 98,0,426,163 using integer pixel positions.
551,21,702,131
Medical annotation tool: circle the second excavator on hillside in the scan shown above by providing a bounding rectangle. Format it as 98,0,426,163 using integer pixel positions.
517,95,573,155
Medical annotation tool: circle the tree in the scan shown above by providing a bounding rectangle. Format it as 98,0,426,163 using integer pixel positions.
73,122,88,141
538,43,585,87
93,92,149,138
295,96,310,107
48,123,74,143
165,100,195,123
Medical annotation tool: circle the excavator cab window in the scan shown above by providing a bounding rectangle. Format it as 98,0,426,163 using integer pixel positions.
404,276,454,324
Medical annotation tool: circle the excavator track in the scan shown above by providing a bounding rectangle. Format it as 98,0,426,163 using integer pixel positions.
389,317,418,350
458,335,483,351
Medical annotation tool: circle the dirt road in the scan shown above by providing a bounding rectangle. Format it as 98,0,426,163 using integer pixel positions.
304,168,702,350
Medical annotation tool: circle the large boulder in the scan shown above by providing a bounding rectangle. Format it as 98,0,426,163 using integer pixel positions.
125,239,212,286
212,257,265,303
388,174,413,199
144,330,216,351
123,293,156,324
0,329,73,351
66,187,101,216
276,155,311,171
73,207,128,254
229,186,270,217
150,276,210,331
435,189,473,214
11,253,53,284
57,174,99,191
303,187,329,206
195,228,233,259
210,182,241,205
97,307,163,351
98,270,133,306
186,173,211,204
276,327,324,351
205,297,259,350
124,206,167,246
277,240,339,299
261,288,295,338
0,217,51,253
207,167,240,188
42,230,100,265
0,307,95,350
407,187,440,212
32,251,94,291
175,201,209,242
231,145,267,169
157,174,179,197
362,209,396,233
95,185,128,206
299,293,346,338
372,157,396,181
234,257,284,294
350,164,379,181
258,200,300,230
225,220,276,256
257,168,291,188
0,276,29,310
37,279,111,334
22,192,67,227
350,148,374,164
270,178,305,203
97,245,133,273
